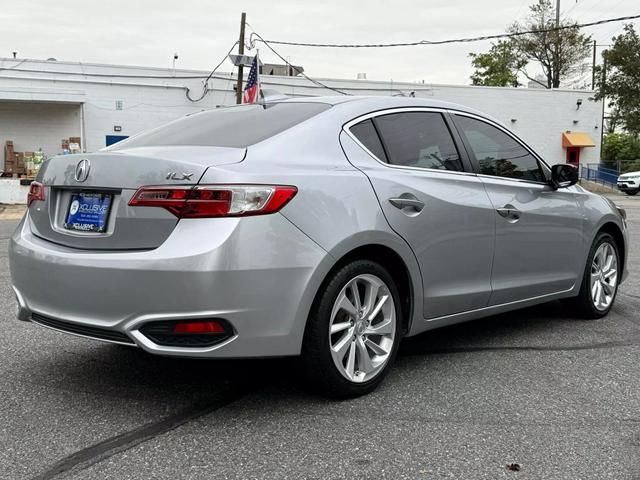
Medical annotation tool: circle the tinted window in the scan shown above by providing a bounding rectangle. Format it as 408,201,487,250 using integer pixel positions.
373,112,463,171
455,115,545,182
109,103,331,149
349,119,388,162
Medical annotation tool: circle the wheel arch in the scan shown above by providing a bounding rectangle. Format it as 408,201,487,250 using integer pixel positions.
597,221,626,273
326,244,414,336
301,238,422,346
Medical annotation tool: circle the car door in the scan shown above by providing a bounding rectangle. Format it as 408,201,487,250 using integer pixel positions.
341,109,496,319
451,112,583,306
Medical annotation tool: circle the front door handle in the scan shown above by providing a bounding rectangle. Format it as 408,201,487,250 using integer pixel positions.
496,204,521,221
388,197,425,212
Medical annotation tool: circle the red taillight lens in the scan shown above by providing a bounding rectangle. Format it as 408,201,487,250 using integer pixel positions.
127,186,191,216
173,320,226,334
128,185,297,218
27,182,45,206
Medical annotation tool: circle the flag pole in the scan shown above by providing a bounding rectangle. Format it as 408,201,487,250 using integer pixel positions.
257,49,265,105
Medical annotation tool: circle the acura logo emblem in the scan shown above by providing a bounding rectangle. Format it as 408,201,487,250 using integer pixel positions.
75,159,90,182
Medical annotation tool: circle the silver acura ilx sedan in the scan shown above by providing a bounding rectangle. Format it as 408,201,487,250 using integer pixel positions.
9,96,628,397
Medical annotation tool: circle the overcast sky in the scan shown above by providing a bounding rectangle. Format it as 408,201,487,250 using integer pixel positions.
2,0,639,85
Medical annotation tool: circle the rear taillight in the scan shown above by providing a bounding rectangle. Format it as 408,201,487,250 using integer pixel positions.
27,182,45,207
128,185,297,218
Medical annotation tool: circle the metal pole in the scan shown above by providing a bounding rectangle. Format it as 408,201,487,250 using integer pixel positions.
600,53,607,162
591,40,597,90
550,0,561,88
235,12,247,105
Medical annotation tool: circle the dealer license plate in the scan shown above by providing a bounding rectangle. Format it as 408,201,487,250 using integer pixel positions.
64,192,113,233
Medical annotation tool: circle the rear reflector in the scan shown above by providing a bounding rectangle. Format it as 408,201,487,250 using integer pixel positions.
173,320,226,334
129,185,297,218
27,181,45,207
139,318,233,348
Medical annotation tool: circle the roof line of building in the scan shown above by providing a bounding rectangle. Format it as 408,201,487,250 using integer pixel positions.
0,57,595,94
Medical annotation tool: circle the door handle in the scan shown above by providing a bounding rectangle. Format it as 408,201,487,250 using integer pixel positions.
496,204,521,220
388,197,425,212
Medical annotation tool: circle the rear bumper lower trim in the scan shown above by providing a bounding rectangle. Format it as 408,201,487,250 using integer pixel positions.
30,312,138,347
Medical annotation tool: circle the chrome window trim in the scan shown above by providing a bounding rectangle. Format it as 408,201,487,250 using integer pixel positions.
450,110,552,186
342,107,477,178
475,173,550,188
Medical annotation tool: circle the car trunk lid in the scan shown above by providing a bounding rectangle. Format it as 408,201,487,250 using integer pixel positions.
28,146,246,250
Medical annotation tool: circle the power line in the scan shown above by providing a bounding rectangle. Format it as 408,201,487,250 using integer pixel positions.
246,29,351,96
250,13,640,48
185,41,239,102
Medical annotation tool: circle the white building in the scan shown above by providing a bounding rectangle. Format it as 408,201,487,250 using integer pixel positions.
0,57,602,203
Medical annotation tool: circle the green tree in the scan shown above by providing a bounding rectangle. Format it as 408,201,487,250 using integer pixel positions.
469,0,592,88
469,41,525,87
596,24,640,135
601,133,640,170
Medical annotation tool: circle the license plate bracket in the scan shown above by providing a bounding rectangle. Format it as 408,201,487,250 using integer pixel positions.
63,192,113,233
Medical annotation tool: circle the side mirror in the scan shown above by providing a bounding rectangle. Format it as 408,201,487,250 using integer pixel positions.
550,164,579,189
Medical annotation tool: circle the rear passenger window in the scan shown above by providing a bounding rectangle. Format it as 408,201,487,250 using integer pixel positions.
455,115,545,182
349,119,388,162
373,112,463,171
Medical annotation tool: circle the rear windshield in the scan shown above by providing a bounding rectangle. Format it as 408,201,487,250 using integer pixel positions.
109,102,331,149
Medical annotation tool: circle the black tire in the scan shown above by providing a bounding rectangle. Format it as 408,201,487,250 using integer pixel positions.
566,232,620,319
625,190,638,196
301,260,403,398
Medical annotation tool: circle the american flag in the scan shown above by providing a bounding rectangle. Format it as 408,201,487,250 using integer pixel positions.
243,55,260,104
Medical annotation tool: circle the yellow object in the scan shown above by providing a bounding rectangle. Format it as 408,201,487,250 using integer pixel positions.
562,132,596,148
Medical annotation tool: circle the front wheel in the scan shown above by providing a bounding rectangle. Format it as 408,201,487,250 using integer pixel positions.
301,260,402,398
567,232,620,319
625,190,639,196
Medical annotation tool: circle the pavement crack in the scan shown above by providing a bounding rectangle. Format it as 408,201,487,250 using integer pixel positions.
30,386,253,480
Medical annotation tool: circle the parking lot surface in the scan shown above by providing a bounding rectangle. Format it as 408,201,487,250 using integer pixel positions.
1,193,639,480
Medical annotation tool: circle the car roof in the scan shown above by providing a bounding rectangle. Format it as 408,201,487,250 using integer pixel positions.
277,95,472,111
275,95,496,123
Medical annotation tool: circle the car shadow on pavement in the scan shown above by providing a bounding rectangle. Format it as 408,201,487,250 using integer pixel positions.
22,299,611,403
399,300,583,357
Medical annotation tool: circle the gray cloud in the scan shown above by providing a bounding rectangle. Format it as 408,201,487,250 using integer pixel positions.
2,0,638,84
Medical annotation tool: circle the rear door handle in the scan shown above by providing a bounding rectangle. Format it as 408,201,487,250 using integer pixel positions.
388,197,425,212
496,204,521,220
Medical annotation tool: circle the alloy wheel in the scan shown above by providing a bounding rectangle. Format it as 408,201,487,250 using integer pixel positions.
328,273,396,383
590,242,618,311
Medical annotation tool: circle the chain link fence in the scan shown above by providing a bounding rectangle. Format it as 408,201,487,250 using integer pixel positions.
604,159,640,174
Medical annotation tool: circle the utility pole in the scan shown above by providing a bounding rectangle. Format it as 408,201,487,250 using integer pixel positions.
553,0,561,88
600,53,607,161
591,40,597,90
235,12,247,105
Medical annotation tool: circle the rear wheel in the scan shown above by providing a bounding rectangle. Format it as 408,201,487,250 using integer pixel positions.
567,233,620,319
625,190,638,196
301,260,402,398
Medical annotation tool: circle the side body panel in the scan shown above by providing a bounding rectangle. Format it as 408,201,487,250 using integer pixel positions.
479,177,583,304
340,130,495,319
198,110,425,335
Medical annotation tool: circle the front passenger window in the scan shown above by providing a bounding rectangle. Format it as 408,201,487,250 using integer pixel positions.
455,115,545,182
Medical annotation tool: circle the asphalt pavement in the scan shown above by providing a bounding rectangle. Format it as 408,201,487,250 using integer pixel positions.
1,194,639,480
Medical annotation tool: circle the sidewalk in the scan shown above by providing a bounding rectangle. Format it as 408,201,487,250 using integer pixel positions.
0,204,26,220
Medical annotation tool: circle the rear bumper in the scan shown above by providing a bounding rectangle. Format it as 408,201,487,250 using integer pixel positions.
9,213,329,358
